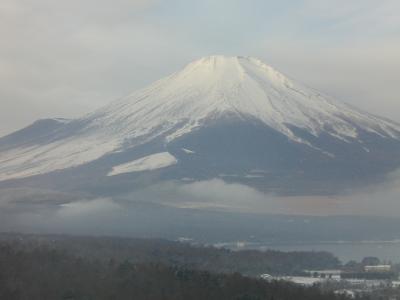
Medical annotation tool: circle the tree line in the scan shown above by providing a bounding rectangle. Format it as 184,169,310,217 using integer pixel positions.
0,233,340,276
0,242,357,300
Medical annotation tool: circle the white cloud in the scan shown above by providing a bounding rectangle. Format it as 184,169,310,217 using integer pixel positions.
1,174,400,236
57,198,121,218
301,0,400,34
132,176,400,217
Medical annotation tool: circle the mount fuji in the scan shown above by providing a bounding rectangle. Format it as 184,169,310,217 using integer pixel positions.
1,55,400,195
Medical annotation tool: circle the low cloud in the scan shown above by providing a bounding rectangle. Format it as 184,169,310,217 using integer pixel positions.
57,198,121,218
127,175,400,217
1,172,400,238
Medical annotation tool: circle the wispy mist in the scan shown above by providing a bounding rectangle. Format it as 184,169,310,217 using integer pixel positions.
1,171,400,239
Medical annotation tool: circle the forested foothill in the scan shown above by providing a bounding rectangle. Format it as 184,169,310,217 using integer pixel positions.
0,233,340,276
0,233,356,300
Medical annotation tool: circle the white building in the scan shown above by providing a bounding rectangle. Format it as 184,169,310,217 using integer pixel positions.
364,265,391,273
260,274,273,281
334,289,356,299
391,281,400,288
277,276,323,286
305,270,342,279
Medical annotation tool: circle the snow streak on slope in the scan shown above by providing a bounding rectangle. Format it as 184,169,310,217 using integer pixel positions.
0,136,119,181
108,152,177,176
0,55,399,181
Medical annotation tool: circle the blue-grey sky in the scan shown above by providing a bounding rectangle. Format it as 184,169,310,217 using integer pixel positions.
1,0,399,136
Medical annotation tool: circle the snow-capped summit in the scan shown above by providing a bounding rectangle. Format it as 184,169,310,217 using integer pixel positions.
85,55,400,144
1,55,400,194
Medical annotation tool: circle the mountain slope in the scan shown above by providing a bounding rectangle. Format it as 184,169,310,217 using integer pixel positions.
1,55,400,194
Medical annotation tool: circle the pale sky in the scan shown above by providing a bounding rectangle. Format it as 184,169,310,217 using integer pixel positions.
1,0,400,136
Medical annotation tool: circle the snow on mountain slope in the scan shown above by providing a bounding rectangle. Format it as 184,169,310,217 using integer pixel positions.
0,55,400,182
108,152,177,176
86,55,400,142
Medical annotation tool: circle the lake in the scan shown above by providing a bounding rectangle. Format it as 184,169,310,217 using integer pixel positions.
221,240,400,263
